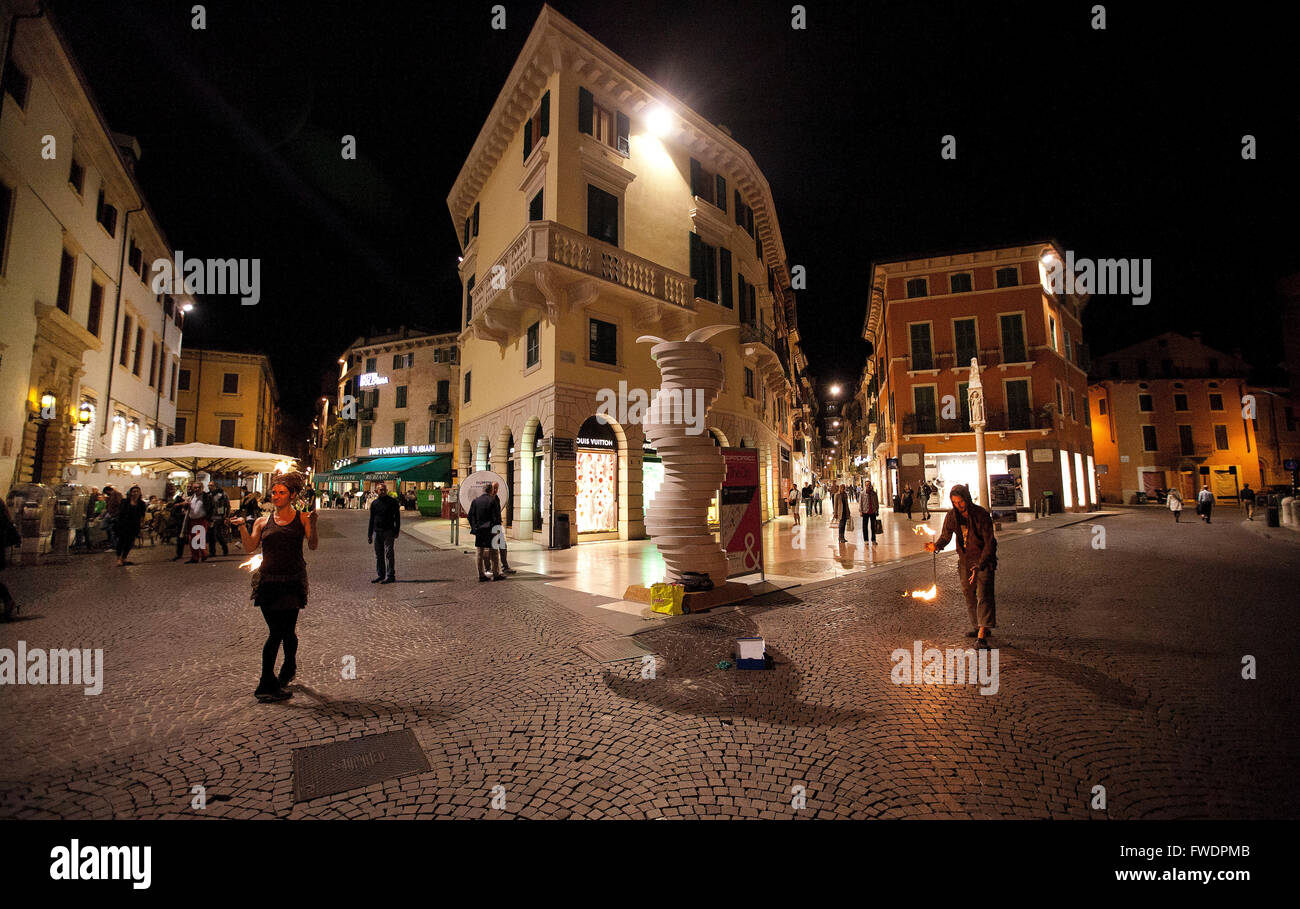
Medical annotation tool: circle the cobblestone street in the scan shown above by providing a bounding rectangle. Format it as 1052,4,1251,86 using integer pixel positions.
1,507,1297,819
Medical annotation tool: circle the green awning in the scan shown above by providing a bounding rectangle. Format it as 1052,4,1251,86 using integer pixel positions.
398,455,450,482
331,455,450,479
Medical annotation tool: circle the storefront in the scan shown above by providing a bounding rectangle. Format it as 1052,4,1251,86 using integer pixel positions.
924,449,1029,509
317,454,452,504
642,441,663,524
575,416,618,536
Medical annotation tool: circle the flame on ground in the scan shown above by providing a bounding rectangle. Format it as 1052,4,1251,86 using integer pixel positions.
912,524,936,536
239,554,262,571
908,584,937,600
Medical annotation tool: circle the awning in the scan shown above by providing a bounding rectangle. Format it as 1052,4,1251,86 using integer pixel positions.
399,455,450,483
330,455,450,481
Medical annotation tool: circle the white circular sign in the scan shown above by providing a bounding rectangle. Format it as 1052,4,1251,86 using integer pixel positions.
458,470,509,513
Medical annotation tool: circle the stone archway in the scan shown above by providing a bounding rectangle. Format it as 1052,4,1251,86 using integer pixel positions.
460,438,474,478
519,416,543,538
475,435,490,473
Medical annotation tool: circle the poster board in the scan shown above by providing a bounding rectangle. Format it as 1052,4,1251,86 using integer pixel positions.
721,448,763,579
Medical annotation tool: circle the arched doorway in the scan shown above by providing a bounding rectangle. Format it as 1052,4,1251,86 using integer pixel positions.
505,430,515,528
531,421,545,532
576,414,620,536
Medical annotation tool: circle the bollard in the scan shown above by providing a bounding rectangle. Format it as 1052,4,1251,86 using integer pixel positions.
20,502,40,566
1279,497,1294,528
50,499,72,563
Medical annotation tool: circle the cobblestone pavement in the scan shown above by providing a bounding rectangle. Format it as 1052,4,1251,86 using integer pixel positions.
1,507,1297,819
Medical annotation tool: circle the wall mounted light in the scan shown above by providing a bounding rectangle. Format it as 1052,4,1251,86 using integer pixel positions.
77,401,93,427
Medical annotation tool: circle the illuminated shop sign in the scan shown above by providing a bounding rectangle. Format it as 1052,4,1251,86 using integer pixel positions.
368,444,438,455
359,373,389,387
576,436,615,448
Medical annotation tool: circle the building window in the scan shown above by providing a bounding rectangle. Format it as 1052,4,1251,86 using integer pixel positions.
219,419,236,447
529,190,544,222
578,86,629,154
87,280,104,336
464,371,471,404
906,277,927,298
953,318,977,367
1098,398,1107,416
148,343,159,388
68,159,85,195
1214,424,1229,451
689,157,723,207
393,421,406,446
1048,316,1057,352
995,266,1018,288
130,326,143,375
170,360,178,401
587,184,618,246
173,415,188,444
361,424,372,447
56,250,76,314
222,372,239,394
909,323,933,370
1055,381,1063,415
999,313,1027,363
95,191,118,237
2,56,29,109
688,232,721,304
1138,394,1153,412
74,402,96,462
393,354,404,370
1209,393,1223,411
395,385,407,408
589,318,617,365
1064,330,1073,363
521,89,550,161
1142,425,1158,451
178,368,191,391
1178,424,1194,456
465,274,475,328
1069,389,1076,420
956,382,971,431
744,367,755,398
437,379,449,405
1006,379,1032,429
913,386,937,433
738,273,756,323
950,273,972,293
526,321,540,368
365,357,376,373
1174,393,1188,411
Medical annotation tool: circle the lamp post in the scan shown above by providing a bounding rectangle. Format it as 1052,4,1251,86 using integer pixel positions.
967,358,990,507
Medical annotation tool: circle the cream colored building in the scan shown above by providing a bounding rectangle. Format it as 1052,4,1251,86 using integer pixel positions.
448,5,804,546
0,3,192,495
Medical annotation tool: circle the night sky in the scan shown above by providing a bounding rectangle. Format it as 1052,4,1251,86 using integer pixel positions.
51,0,1300,426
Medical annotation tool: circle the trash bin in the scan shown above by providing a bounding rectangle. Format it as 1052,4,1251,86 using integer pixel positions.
416,488,441,517
1267,495,1283,528
553,513,571,549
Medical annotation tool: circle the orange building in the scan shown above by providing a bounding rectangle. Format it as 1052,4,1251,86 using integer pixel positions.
865,242,1095,513
1088,332,1278,503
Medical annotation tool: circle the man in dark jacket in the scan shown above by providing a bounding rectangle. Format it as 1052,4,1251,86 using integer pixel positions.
925,484,997,648
208,481,231,556
468,485,504,581
367,482,401,583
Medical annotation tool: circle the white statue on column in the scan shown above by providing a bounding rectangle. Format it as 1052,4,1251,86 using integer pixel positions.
637,325,735,587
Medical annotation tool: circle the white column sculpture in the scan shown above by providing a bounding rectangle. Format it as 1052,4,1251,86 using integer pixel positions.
638,325,736,586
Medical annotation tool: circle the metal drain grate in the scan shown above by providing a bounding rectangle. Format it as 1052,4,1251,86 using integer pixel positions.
577,637,653,663
292,729,431,802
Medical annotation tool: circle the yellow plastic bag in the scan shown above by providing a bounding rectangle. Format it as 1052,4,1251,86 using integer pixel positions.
650,582,685,615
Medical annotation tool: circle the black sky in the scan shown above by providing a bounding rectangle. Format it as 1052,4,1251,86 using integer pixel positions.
52,0,1300,423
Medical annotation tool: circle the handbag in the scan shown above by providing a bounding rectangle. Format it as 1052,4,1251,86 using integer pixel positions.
846,511,854,531
874,518,884,535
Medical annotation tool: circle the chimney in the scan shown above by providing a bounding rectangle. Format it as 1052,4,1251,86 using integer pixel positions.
112,132,142,173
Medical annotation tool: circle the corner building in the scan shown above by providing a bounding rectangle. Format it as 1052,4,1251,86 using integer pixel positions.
865,243,1096,513
449,5,802,546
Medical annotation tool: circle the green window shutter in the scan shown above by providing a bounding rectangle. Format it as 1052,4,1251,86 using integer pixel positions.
716,175,727,212
616,111,629,152
719,247,733,308
539,90,550,137
690,158,703,198
523,118,532,161
746,206,754,236
734,190,743,225
689,232,703,297
463,217,470,247
703,243,717,302
472,202,479,238
737,273,747,318
578,86,593,135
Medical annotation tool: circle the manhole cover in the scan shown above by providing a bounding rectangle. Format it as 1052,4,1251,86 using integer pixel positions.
577,637,653,663
292,729,431,802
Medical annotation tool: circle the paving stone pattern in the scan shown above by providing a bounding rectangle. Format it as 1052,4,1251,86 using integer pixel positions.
0,508,1296,819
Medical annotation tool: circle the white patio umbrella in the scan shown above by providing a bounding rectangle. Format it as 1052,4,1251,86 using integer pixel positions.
94,442,298,478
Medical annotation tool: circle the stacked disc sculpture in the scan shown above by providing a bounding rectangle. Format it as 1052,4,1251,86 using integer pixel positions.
637,325,736,587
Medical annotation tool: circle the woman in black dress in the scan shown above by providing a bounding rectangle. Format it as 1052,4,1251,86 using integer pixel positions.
228,471,317,702
115,485,147,566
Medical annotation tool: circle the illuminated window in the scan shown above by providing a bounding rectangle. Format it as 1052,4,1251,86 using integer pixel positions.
1060,450,1074,509
111,415,126,453
73,402,96,462
125,421,139,452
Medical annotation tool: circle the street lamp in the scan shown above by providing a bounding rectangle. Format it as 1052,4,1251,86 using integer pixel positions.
77,401,93,428
830,384,841,396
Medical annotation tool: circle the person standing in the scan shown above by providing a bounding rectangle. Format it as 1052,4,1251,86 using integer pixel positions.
489,482,517,574
1167,486,1184,522
903,484,915,521
468,484,504,581
802,481,813,518
860,479,880,545
919,481,932,520
113,486,147,566
208,482,232,557
1239,483,1255,520
813,480,823,515
74,487,98,550
228,471,318,703
367,481,400,583
788,484,801,525
1198,485,1215,523
102,485,123,554
835,483,850,542
926,484,998,649
181,481,213,563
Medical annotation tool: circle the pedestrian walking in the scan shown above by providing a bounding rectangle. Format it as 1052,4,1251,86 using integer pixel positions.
1239,483,1255,520
176,480,213,562
802,481,813,518
0,499,20,621
903,484,915,520
114,486,147,566
74,486,98,550
835,483,851,542
367,481,400,583
860,479,880,545
102,484,122,553
208,482,232,556
925,484,998,648
1167,486,1184,522
468,484,504,581
813,481,823,515
919,481,932,520
228,470,318,703
788,484,801,525
1197,485,1215,523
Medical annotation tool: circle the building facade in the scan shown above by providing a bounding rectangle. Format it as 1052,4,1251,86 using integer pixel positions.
0,3,191,496
448,6,804,546
175,349,279,452
1087,332,1285,503
865,243,1096,512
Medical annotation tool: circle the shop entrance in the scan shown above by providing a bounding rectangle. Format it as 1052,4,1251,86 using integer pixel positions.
576,415,618,535
532,423,544,532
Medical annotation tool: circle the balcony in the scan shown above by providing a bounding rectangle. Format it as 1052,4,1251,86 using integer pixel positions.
358,407,375,422
467,220,696,348
428,401,450,415
740,320,788,385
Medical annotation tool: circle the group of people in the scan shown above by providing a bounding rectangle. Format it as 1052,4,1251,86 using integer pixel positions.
898,481,935,520
1166,484,1250,524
